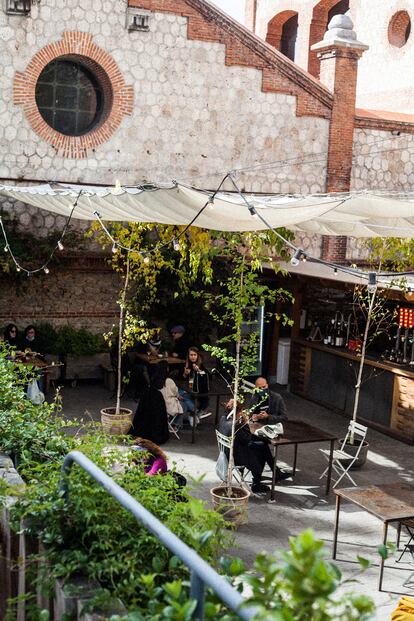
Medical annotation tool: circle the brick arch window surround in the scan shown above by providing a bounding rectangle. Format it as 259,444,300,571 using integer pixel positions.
266,10,299,62
308,0,349,77
388,11,411,48
13,32,134,159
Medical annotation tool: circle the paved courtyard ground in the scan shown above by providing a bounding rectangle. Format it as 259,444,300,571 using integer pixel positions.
58,380,414,621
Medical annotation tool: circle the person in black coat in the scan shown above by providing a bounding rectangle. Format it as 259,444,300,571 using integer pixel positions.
3,323,19,348
21,325,42,354
130,364,169,445
246,377,288,424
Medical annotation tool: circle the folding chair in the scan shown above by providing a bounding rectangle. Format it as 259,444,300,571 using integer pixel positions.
168,414,181,440
215,430,252,489
396,518,414,563
319,421,367,489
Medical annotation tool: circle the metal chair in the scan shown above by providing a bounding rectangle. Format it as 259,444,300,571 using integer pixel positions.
215,430,252,489
396,518,414,563
319,421,367,489
168,414,181,440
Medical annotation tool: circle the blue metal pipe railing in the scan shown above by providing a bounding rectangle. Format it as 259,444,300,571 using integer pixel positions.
59,450,255,621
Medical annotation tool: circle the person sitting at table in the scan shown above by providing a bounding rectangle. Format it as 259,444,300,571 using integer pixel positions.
247,376,288,424
21,324,42,355
130,370,170,445
219,399,290,494
180,347,212,426
153,360,184,431
170,324,190,360
3,323,19,349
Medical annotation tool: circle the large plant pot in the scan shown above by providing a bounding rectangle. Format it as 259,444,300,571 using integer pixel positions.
101,407,133,435
210,485,250,527
338,439,369,469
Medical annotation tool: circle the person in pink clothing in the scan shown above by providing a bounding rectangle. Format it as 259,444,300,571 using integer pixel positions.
132,437,168,476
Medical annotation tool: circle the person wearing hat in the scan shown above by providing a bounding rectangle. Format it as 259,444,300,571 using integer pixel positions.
170,325,190,360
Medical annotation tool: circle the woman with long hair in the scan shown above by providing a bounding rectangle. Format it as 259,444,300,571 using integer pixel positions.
131,437,168,475
3,323,19,348
180,346,211,426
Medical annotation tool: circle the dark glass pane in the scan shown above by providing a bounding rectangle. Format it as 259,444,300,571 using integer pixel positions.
54,110,76,134
35,84,54,107
78,87,97,112
35,58,104,136
56,85,77,109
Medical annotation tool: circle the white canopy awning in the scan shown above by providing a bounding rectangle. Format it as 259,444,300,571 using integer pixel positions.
1,182,414,237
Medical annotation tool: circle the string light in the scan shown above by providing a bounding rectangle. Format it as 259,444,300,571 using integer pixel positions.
4,245,8,252
173,238,181,251
112,243,118,254
367,272,377,294
57,240,64,251
334,268,338,276
143,254,150,264
290,248,304,267
44,267,49,274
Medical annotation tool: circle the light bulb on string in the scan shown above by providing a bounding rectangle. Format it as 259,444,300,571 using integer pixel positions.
173,238,181,251
248,205,258,218
301,254,307,262
334,268,338,276
367,272,377,294
112,243,118,254
143,253,150,265
57,240,64,251
16,266,21,272
290,248,303,267
44,266,50,274
4,245,8,252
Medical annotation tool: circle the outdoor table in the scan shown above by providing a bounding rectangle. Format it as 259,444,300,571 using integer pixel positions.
251,420,337,502
135,353,185,365
333,482,414,591
15,354,63,393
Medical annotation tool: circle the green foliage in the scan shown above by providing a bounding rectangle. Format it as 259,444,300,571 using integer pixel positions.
53,325,107,356
367,237,414,272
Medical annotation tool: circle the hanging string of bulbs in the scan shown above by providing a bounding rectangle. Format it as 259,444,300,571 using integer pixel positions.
0,173,413,294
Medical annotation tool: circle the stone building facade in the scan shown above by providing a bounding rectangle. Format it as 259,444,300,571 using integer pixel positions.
249,0,414,114
1,0,414,332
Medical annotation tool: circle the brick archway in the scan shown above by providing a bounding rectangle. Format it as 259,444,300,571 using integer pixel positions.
266,10,299,61
13,32,134,159
308,0,349,77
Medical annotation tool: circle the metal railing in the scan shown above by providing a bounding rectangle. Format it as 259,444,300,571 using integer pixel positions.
59,450,255,621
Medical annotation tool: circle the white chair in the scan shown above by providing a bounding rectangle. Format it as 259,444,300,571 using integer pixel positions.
168,414,181,440
319,421,367,489
215,430,252,489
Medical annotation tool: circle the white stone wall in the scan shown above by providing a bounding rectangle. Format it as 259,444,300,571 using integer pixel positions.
351,128,414,191
0,2,329,195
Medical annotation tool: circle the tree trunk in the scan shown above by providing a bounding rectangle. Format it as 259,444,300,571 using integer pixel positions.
115,254,130,416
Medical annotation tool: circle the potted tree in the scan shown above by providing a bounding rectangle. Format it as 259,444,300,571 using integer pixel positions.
204,234,291,524
101,253,134,434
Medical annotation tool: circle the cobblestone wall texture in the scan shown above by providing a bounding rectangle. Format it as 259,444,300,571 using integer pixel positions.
0,3,329,192
351,128,414,191
254,0,414,114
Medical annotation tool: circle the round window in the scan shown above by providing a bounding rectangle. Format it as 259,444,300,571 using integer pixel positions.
35,59,104,136
388,10,411,48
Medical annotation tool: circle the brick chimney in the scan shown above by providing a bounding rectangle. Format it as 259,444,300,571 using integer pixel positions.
311,15,368,263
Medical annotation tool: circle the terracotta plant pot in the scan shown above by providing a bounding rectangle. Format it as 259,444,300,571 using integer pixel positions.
101,407,133,435
210,485,250,527
338,439,369,469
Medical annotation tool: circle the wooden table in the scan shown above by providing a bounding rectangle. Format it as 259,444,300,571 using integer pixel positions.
333,482,414,591
15,355,63,393
135,353,185,365
251,420,337,502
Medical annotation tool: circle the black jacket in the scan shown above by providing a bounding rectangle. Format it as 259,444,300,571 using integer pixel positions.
247,389,288,424
131,386,169,445
218,415,252,468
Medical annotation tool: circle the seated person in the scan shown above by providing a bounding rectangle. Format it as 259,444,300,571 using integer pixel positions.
131,437,168,475
21,325,42,356
3,323,19,349
153,360,184,430
130,371,169,445
170,324,190,360
147,330,162,357
219,399,290,494
180,347,211,425
247,376,288,424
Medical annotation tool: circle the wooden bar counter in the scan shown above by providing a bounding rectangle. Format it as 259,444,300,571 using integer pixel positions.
289,338,414,444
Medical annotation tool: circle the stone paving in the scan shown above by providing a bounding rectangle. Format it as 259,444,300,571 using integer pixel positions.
59,381,414,621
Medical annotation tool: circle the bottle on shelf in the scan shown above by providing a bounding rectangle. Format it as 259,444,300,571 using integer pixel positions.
324,318,336,346
334,317,345,348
